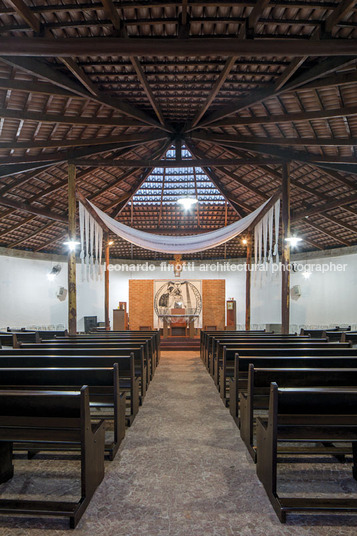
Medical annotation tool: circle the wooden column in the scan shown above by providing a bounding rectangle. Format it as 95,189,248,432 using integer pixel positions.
245,232,252,330
105,235,110,331
281,163,291,334
67,163,77,336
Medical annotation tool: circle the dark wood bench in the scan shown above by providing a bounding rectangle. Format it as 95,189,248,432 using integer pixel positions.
217,342,351,398
0,353,139,426
211,337,325,378
204,334,310,370
0,365,125,460
17,343,149,400
219,342,352,397
228,352,357,423
0,332,40,348
0,387,105,528
256,384,357,523
300,326,351,337
49,336,158,375
80,331,161,367
342,332,357,345
200,330,273,365
240,365,357,461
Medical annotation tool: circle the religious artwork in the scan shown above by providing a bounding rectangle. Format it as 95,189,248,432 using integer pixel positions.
153,280,202,328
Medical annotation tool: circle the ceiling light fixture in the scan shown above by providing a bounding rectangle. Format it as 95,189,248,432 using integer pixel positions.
63,239,80,251
285,236,302,248
177,163,198,210
177,196,198,210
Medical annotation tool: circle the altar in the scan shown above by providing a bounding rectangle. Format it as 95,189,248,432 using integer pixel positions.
158,311,199,338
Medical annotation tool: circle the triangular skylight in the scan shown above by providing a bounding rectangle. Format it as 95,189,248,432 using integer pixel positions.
132,145,226,205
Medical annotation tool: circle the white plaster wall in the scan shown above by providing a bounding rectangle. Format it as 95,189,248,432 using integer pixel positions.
0,249,356,331
0,254,105,332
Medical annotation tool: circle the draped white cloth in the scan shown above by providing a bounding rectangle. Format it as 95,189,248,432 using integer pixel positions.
83,198,271,254
254,200,280,286
79,203,103,281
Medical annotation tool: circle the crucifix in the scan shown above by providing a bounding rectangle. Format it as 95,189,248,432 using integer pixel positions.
169,254,186,277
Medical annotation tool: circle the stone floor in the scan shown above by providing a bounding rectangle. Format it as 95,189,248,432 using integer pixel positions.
1,350,357,534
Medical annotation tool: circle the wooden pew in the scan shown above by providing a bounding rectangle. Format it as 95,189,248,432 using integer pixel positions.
0,354,139,426
0,332,40,348
202,333,310,370
228,351,357,423
50,335,158,375
240,365,357,461
217,341,351,398
18,343,149,400
210,336,323,378
256,384,357,523
82,330,161,367
300,326,351,337
0,333,14,348
0,387,105,528
200,330,273,365
342,332,357,345
0,365,125,460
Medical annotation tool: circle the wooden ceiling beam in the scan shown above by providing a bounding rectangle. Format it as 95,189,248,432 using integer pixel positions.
6,0,41,34
216,143,356,216
192,133,357,177
0,69,355,101
182,142,271,200
190,57,237,128
0,56,164,129
0,196,67,222
1,2,356,15
292,193,357,221
273,0,356,91
324,0,357,33
109,140,173,217
203,105,357,128
301,219,352,247
0,107,143,127
0,138,160,178
0,37,356,58
0,130,166,151
191,131,357,148
8,221,63,249
5,0,103,101
0,215,37,239
71,157,282,167
193,56,356,129
99,0,169,128
185,140,248,218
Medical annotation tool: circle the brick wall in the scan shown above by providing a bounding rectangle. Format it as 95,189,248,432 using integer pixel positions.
129,280,154,330
202,279,226,330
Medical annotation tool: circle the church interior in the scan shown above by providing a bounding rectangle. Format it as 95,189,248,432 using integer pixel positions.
0,0,357,533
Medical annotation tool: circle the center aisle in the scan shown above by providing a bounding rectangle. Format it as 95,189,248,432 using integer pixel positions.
79,351,355,536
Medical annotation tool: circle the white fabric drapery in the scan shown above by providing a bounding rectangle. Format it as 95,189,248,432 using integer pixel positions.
254,200,280,285
79,206,103,281
81,198,271,255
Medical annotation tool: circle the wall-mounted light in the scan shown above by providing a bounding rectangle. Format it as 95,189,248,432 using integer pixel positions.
63,239,80,251
285,236,302,248
47,264,62,281
242,238,248,245
108,240,114,246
